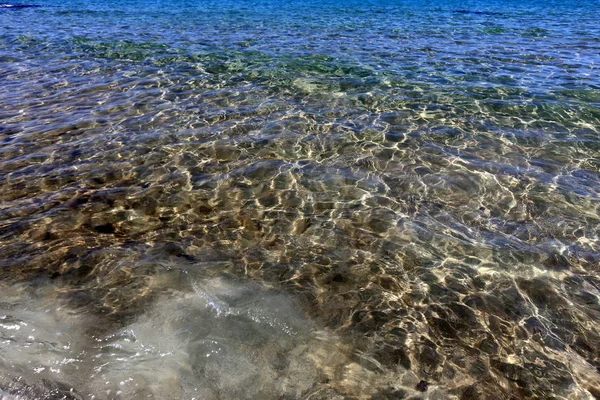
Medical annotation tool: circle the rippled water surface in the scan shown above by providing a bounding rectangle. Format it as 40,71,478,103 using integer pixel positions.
1,0,600,398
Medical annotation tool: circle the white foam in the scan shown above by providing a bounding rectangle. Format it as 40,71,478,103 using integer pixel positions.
0,278,343,399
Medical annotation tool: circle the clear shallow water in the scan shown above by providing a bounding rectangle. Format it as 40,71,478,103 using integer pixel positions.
0,0,599,398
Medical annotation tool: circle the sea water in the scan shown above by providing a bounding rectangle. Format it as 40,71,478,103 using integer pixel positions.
1,0,599,398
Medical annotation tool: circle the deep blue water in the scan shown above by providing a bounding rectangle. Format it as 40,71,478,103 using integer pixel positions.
1,0,599,399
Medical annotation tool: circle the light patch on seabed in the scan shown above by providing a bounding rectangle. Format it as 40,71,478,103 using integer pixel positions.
0,276,412,400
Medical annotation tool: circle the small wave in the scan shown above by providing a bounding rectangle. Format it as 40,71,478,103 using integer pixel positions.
0,3,40,8
453,9,503,16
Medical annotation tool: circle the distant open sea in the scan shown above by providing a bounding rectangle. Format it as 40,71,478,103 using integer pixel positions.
1,0,599,398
